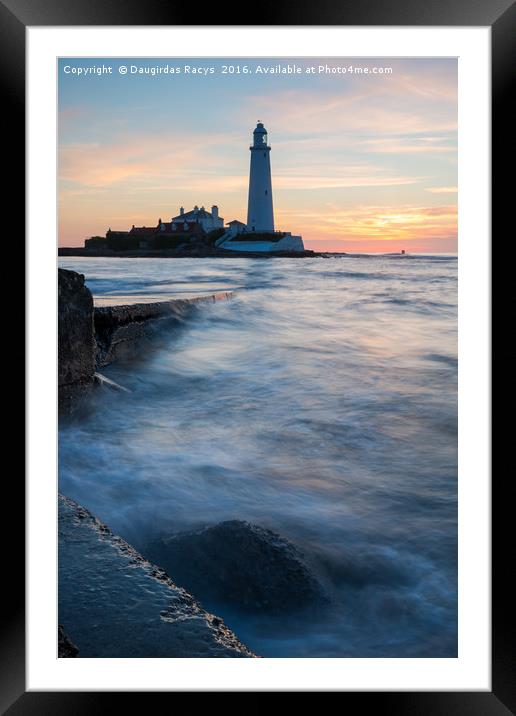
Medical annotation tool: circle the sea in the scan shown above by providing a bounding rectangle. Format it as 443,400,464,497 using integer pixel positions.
58,254,458,658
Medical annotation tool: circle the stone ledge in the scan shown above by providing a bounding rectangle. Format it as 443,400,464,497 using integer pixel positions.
58,494,254,658
94,292,232,367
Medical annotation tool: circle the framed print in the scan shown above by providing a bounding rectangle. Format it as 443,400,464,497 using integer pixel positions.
4,0,512,710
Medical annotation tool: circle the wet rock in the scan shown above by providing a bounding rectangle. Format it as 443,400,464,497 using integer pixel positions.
145,520,327,615
58,269,96,414
59,496,254,657
58,624,79,657
58,269,95,386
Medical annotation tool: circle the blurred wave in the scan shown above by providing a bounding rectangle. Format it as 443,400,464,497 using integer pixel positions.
58,255,457,657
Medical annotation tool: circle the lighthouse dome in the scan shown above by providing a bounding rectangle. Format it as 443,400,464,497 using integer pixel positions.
252,121,268,146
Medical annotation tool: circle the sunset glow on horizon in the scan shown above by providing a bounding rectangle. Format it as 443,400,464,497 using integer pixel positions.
58,58,457,253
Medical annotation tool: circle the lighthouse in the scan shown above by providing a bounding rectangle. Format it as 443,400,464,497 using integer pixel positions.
216,121,304,253
247,121,274,232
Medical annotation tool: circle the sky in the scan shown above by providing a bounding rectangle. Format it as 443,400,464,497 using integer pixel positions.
58,57,457,252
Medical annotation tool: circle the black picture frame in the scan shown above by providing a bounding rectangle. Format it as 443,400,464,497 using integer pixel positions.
6,0,512,710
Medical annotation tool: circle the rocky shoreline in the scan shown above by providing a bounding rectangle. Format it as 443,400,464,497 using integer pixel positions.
58,268,327,658
58,268,232,414
59,246,320,259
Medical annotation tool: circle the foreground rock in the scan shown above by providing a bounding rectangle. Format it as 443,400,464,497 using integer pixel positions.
58,625,79,657
58,496,254,658
58,269,96,413
145,520,328,615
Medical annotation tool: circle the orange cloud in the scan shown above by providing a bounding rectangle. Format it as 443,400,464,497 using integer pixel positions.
275,204,457,249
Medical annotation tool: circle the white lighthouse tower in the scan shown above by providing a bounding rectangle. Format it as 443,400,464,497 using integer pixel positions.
216,121,305,253
247,121,274,232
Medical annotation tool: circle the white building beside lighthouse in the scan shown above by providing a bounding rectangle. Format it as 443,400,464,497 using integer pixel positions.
217,121,305,253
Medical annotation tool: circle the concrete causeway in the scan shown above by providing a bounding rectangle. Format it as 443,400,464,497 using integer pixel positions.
94,291,233,367
58,495,254,658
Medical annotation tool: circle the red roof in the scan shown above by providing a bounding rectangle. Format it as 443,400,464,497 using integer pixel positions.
126,219,205,236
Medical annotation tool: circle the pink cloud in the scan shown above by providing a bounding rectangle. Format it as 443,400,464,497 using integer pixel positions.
59,131,243,188
425,186,458,193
